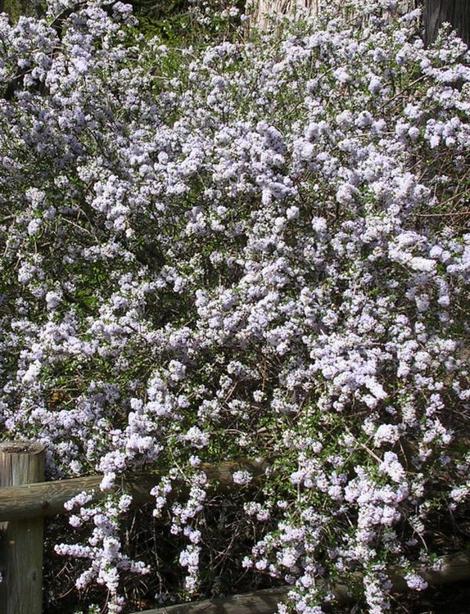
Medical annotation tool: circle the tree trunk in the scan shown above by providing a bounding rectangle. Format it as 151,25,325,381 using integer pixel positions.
249,0,318,30
249,0,419,30
424,0,469,45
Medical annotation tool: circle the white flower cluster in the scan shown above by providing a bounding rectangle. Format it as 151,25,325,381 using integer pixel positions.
0,0,468,611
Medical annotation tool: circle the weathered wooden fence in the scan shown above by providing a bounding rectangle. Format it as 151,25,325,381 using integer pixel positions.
0,440,470,614
0,441,270,613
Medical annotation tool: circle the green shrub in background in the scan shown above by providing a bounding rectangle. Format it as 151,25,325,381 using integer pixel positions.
133,0,246,45
1,0,44,19
0,0,246,46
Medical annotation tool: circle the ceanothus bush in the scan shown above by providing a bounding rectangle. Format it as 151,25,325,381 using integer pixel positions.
0,0,469,611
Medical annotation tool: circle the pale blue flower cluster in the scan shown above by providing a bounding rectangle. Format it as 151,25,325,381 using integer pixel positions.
0,0,468,611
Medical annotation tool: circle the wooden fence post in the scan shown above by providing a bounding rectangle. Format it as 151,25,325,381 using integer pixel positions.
0,441,46,614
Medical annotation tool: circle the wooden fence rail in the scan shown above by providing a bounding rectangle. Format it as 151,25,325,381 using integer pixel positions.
140,550,470,613
137,550,470,612
139,587,290,614
0,456,268,522
0,440,470,614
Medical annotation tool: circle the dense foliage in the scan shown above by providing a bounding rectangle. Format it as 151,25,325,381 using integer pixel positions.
0,1,469,612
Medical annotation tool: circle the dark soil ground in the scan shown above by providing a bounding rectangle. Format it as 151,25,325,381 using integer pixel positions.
410,582,470,614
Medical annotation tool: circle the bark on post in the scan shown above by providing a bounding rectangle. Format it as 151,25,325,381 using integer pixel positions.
0,441,46,614
424,0,470,46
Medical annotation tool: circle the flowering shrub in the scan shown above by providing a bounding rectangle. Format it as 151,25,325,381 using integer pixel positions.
0,0,469,612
